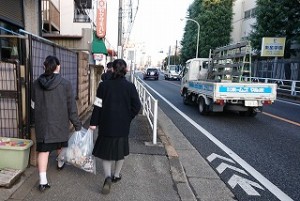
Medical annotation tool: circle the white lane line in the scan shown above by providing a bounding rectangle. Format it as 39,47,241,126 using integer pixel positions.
143,82,293,201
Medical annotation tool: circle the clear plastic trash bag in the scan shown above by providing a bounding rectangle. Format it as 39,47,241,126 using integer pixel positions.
57,128,96,174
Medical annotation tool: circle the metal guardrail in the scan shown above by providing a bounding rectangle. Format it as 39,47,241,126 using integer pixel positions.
133,76,158,144
245,76,300,97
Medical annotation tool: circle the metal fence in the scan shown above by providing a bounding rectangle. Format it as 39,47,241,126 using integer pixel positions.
249,59,300,98
133,76,158,145
252,60,300,81
23,30,79,98
0,30,79,139
0,60,23,138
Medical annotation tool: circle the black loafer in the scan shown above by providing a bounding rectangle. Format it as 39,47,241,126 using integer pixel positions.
57,162,65,170
39,183,51,192
101,177,112,194
112,174,122,183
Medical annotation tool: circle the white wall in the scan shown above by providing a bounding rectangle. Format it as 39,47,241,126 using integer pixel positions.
59,0,92,36
24,0,40,35
231,0,256,43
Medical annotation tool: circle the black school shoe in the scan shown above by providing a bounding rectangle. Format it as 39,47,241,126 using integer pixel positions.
112,174,122,183
39,183,51,192
101,177,112,194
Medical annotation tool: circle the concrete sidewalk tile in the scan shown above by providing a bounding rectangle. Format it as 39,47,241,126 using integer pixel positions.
178,149,220,179
177,183,197,201
169,157,187,183
189,177,236,201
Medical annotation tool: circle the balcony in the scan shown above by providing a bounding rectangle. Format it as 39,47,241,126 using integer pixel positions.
42,0,60,33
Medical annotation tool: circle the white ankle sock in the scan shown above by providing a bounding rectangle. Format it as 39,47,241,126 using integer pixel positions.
39,172,48,185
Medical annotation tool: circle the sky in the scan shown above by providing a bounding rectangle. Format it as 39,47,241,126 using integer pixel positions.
106,0,194,58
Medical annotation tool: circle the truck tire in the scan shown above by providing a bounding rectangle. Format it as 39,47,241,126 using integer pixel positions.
248,108,258,117
239,108,257,117
183,91,190,105
198,97,209,115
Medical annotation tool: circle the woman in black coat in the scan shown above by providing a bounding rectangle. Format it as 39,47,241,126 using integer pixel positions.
89,59,141,194
31,55,82,192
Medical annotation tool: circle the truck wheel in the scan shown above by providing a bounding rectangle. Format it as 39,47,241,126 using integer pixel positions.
198,97,209,115
183,91,190,105
248,108,258,117
239,108,257,117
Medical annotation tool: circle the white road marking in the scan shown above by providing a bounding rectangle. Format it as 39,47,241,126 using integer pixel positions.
143,82,294,201
228,174,265,196
216,162,248,175
207,153,235,163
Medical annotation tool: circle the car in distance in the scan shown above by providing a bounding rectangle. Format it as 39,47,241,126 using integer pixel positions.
164,65,182,80
143,67,159,80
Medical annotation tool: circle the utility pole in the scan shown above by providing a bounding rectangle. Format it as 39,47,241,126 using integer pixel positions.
174,40,177,64
117,0,123,59
167,46,171,67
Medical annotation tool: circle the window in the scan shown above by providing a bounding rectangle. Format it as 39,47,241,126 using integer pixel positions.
74,2,91,22
244,10,251,19
251,8,256,18
244,8,256,20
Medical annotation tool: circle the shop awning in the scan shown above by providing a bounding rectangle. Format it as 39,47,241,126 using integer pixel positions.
92,33,107,55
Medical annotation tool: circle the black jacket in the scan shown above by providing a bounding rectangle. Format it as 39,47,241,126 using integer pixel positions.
101,71,113,81
32,73,81,143
90,77,141,137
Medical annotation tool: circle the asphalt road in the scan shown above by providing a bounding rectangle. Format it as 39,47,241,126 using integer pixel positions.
138,72,300,201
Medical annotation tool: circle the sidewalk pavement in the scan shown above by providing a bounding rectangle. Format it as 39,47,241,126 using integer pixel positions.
0,108,236,201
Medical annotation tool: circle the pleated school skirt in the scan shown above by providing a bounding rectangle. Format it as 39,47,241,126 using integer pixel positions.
92,136,129,161
36,141,68,152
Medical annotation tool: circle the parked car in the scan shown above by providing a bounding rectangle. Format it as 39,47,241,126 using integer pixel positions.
143,67,159,80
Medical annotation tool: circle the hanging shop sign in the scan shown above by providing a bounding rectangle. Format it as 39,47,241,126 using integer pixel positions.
96,0,107,38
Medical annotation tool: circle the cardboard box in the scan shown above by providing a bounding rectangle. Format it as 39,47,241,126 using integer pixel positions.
0,137,33,171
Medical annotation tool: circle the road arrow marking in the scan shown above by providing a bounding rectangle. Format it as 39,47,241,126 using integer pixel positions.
228,174,264,196
207,153,235,163
216,162,248,175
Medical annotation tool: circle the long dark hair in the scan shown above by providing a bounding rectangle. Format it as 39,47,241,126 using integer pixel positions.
112,59,127,79
43,55,60,75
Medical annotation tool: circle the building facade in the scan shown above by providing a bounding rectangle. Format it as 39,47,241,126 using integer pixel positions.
231,0,256,43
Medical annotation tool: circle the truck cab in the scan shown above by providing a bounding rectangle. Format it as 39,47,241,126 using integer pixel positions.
181,58,210,89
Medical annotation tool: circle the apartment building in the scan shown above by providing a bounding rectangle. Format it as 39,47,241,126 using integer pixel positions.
231,0,256,43
42,0,115,65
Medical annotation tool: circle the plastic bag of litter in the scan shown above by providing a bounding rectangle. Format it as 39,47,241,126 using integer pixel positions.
57,128,96,174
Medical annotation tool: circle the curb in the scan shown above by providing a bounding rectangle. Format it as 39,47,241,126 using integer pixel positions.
157,116,197,201
156,107,236,201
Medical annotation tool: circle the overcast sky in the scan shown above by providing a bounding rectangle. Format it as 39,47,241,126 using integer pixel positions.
106,0,194,55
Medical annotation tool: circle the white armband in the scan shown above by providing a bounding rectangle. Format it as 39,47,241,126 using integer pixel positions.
31,99,35,109
94,97,102,107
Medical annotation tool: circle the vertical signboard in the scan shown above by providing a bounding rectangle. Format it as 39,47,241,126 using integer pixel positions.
260,37,286,57
96,0,107,38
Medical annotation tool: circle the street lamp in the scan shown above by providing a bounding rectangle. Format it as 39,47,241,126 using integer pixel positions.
181,18,200,58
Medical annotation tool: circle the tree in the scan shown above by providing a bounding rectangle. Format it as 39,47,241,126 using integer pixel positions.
180,0,202,62
180,0,234,63
250,0,300,59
